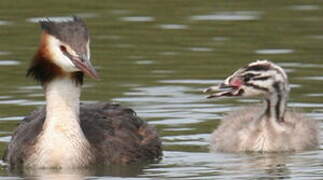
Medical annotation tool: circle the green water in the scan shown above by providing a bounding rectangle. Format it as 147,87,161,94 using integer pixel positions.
0,0,323,179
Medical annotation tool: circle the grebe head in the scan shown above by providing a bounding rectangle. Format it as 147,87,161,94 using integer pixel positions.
204,60,289,99
27,16,99,85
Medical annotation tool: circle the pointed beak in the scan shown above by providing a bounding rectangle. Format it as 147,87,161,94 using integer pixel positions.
70,55,99,79
203,83,229,93
203,82,234,98
203,80,243,98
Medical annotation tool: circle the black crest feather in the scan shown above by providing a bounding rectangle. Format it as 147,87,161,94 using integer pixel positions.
39,16,88,42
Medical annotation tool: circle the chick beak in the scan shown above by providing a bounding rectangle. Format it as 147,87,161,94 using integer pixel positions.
203,80,242,99
203,83,229,93
203,83,232,98
70,55,99,79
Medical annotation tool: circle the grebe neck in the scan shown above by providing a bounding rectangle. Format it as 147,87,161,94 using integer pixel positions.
44,77,81,129
28,76,93,168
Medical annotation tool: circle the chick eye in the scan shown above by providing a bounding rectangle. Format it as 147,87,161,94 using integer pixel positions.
243,73,254,81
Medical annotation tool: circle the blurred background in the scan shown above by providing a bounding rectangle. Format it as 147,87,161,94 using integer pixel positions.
0,0,323,179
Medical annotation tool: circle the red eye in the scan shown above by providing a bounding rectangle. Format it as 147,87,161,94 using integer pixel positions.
60,45,67,52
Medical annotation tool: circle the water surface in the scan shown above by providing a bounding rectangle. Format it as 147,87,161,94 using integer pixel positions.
1,0,323,179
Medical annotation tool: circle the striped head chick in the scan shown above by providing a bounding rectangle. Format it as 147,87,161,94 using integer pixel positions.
204,60,290,121
27,16,99,85
204,60,289,99
205,60,319,152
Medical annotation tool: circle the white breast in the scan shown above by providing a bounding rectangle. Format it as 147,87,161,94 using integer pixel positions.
24,78,94,168
26,125,93,168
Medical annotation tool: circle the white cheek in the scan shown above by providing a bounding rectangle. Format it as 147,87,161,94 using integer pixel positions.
255,79,273,89
242,87,265,97
47,36,79,72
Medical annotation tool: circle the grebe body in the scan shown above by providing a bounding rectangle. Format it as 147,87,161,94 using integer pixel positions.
4,17,162,169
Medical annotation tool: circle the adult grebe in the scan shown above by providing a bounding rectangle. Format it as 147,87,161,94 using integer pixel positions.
3,17,162,169
204,60,319,152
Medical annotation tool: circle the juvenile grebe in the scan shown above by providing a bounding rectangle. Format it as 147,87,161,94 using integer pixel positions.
3,17,162,169
204,60,319,152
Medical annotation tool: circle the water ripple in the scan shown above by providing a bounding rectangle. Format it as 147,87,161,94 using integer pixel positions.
306,93,323,97
0,96,11,99
135,60,154,65
120,16,155,22
0,20,11,25
191,11,261,21
159,24,188,30
0,116,23,121
163,134,209,141
290,102,323,108
152,70,174,74
150,118,203,125
0,136,10,142
212,37,228,41
0,99,27,105
255,49,294,54
164,127,194,131
188,47,213,52
0,51,10,55
279,62,323,69
289,5,320,11
160,79,221,85
159,52,178,56
0,60,20,66
301,76,323,80
310,35,323,40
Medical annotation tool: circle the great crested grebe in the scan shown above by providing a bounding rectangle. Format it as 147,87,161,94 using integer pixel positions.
204,60,319,152
3,17,162,169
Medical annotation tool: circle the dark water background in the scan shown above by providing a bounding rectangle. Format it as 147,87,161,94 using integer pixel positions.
0,0,323,179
